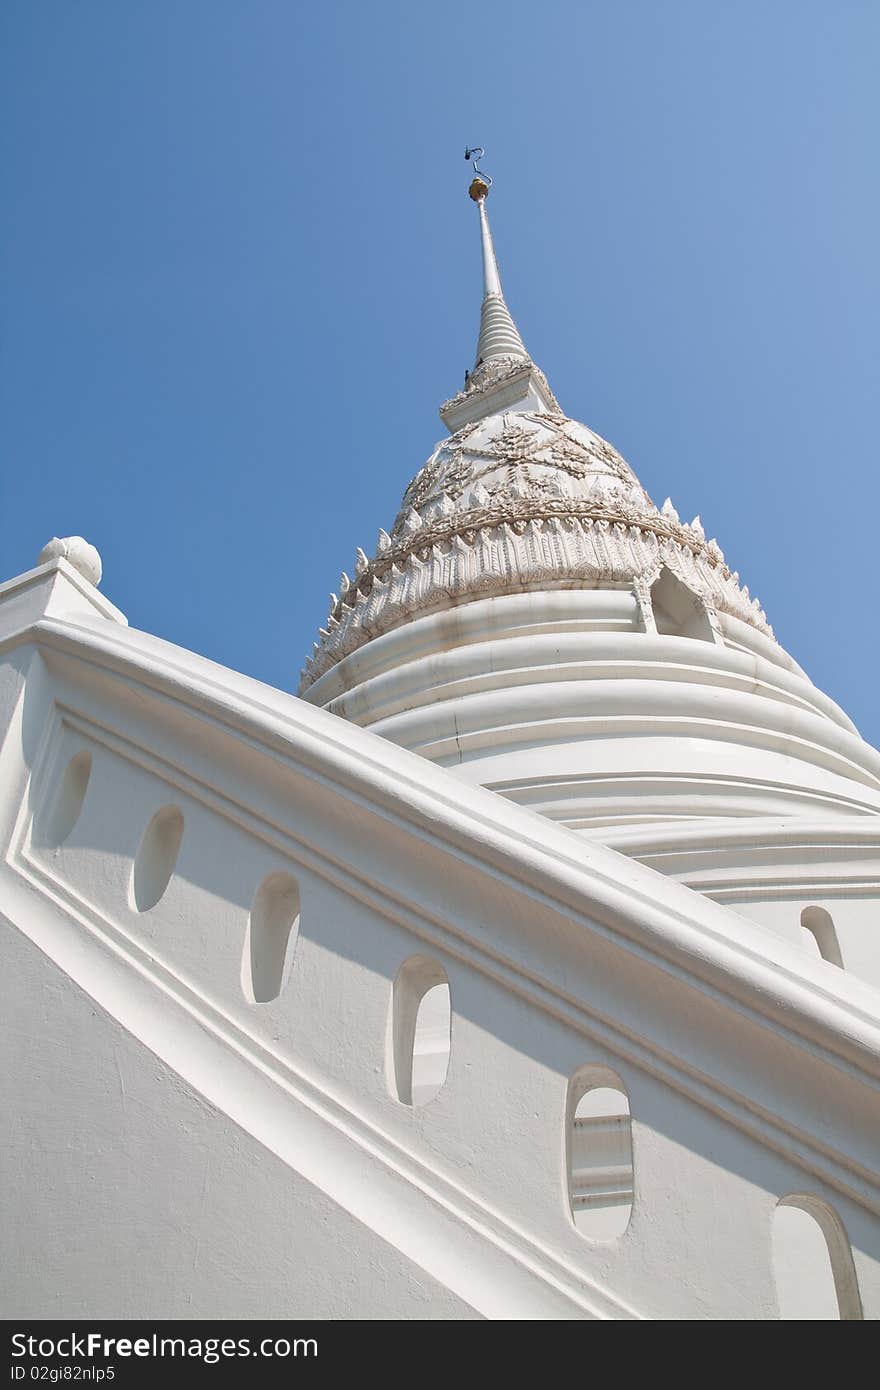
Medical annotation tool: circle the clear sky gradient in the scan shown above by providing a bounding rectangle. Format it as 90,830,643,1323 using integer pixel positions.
3,4,878,742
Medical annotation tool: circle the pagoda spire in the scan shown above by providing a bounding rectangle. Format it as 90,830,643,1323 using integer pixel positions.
466,150,529,365
439,150,559,431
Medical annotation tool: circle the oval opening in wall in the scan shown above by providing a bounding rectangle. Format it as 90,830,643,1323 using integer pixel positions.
242,872,301,1004
800,906,844,969
130,805,184,913
772,1195,862,1320
390,956,451,1107
46,750,92,846
568,1069,634,1240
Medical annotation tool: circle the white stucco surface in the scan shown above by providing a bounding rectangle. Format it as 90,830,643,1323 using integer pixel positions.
1,920,479,1321
1,557,878,1318
5,179,880,1319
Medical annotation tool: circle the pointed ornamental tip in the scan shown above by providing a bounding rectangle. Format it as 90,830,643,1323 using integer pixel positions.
463,147,528,364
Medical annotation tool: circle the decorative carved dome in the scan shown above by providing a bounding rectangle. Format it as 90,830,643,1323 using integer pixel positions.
298,402,770,692
395,409,651,527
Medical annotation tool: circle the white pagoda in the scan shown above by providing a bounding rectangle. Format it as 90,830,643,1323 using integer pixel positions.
1,159,877,1320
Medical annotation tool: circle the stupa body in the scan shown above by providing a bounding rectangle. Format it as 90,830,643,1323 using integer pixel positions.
300,177,880,987
1,170,879,1320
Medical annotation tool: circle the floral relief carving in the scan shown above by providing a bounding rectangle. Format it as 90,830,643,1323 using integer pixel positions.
487,420,542,460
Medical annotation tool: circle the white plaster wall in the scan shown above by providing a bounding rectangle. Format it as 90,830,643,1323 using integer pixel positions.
0,920,479,1321
2,565,879,1319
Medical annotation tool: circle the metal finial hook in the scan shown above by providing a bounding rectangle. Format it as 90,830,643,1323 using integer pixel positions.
464,146,493,187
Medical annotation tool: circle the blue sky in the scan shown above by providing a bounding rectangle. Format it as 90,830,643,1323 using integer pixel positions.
3,3,879,742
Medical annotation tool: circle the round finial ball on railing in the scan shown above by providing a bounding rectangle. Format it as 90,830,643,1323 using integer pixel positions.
38,536,102,587
469,175,490,202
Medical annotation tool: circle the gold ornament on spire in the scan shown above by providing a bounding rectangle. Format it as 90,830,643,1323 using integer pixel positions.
465,146,492,201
